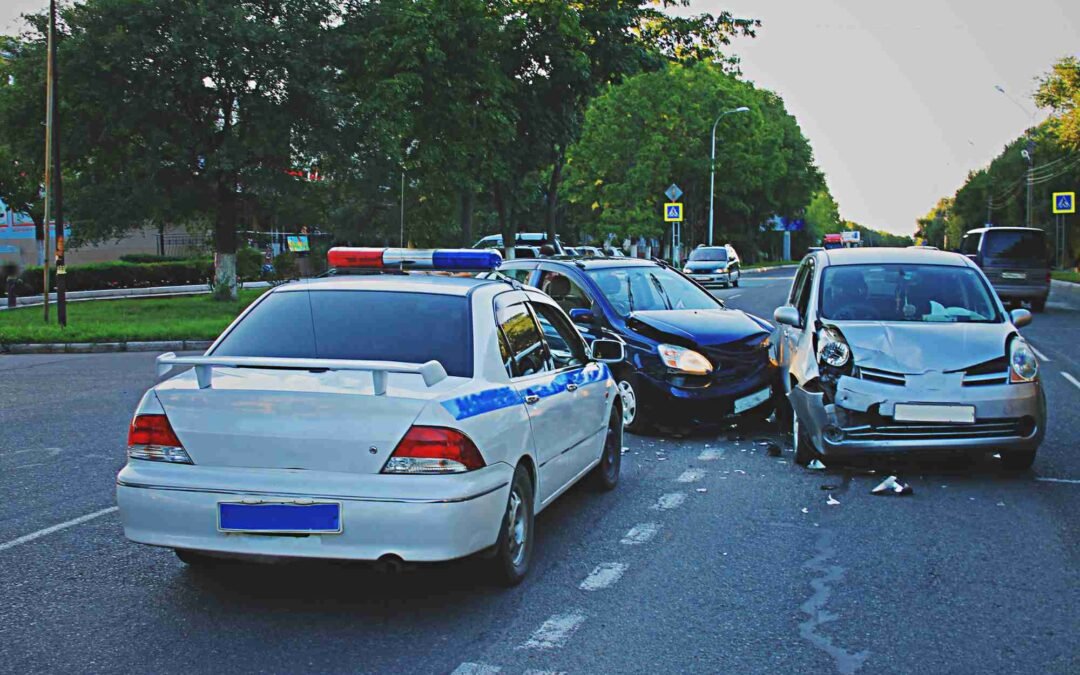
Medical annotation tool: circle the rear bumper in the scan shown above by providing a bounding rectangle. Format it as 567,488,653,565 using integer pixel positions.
116,461,512,562
990,283,1049,301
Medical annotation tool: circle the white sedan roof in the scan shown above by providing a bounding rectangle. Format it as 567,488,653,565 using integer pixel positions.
280,274,500,297
821,247,973,268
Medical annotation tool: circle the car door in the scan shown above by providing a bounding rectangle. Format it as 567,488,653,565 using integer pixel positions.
495,296,578,504
527,296,609,491
536,265,604,344
779,257,816,384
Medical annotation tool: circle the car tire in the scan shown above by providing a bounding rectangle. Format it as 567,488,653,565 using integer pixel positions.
617,376,651,434
490,464,535,587
589,405,623,491
1001,450,1036,471
790,402,818,466
1031,298,1047,313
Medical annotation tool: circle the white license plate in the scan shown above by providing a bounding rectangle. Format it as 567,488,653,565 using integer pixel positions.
1002,272,1027,280
734,387,771,414
894,404,975,424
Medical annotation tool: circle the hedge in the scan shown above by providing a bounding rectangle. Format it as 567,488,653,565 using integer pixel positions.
14,259,213,297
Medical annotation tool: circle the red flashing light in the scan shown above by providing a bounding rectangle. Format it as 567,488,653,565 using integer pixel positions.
327,247,385,268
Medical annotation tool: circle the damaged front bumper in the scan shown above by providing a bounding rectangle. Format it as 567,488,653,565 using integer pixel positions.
789,374,1046,458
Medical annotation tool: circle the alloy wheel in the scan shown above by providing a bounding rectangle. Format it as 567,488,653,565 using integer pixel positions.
617,380,637,426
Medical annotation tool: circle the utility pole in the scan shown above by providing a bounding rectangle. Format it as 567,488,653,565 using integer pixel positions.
41,1,56,322
708,106,749,246
49,0,66,326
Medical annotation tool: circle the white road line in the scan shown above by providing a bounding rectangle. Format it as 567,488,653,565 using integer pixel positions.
1035,477,1080,485
523,670,567,675
621,522,661,545
1029,344,1050,362
727,293,742,300
451,664,501,675
651,492,687,511
579,562,629,591
0,506,118,553
676,469,706,483
520,611,587,650
1061,372,1080,390
698,448,724,461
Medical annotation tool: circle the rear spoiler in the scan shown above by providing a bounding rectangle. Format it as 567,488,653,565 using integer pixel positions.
155,352,448,395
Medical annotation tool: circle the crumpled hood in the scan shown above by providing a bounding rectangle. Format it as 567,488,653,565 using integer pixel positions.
629,309,770,347
829,321,1013,373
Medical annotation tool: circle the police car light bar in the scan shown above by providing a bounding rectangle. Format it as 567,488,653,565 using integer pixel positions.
327,247,502,272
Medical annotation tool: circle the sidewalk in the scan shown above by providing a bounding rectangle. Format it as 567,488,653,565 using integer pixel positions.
2,281,272,310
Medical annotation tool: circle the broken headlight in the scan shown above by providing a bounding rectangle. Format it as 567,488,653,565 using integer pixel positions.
817,326,851,368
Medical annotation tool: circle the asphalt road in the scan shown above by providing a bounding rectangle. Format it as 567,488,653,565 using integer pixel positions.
1,267,1078,674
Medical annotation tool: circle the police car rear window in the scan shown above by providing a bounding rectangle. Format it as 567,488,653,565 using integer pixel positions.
212,290,473,377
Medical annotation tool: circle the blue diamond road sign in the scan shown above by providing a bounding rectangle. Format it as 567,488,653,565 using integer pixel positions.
665,184,683,201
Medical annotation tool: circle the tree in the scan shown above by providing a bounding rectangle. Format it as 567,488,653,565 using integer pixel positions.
565,61,821,258
803,189,840,248
1036,56,1080,151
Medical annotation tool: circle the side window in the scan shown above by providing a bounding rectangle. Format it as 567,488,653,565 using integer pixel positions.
496,302,548,378
530,302,587,370
788,260,811,306
537,271,593,314
501,266,535,284
794,261,816,323
960,234,980,256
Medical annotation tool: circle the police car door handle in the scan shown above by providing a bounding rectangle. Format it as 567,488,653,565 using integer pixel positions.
566,383,579,392
525,394,540,405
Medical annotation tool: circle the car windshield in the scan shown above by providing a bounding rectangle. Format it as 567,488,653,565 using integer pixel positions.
212,290,473,376
982,230,1046,261
819,264,1000,323
587,266,721,315
688,247,728,262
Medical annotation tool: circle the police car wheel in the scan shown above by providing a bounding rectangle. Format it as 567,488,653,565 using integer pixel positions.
590,406,623,491
491,465,534,586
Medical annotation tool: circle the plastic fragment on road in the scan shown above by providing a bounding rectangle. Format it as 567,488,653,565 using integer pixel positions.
819,485,838,491
807,459,827,470
826,495,841,505
765,443,782,457
801,507,809,514
621,447,629,455
734,469,747,475
997,502,1005,507
696,488,707,493
871,476,913,496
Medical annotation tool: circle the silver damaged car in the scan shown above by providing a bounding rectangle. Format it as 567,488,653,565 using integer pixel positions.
772,248,1046,470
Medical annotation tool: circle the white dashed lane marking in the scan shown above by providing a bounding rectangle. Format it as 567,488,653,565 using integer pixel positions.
520,611,588,650
451,663,501,675
651,493,687,511
579,562,629,591
1035,477,1080,485
698,448,724,461
1061,372,1080,391
0,506,118,553
621,522,661,545
676,469,706,483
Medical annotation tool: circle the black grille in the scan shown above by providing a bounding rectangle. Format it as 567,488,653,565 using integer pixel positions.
844,419,1021,442
703,336,771,384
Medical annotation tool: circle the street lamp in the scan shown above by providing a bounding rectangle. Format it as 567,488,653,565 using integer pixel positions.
994,85,1037,228
708,106,750,246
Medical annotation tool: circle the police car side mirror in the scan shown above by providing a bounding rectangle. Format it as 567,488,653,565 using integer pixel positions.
590,339,624,364
569,308,595,325
773,306,800,327
1010,308,1032,328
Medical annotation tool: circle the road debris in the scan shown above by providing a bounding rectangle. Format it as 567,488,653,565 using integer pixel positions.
801,507,809,514
819,485,838,491
826,495,841,506
733,469,747,475
871,476,913,496
807,459,827,470
696,488,708,493
765,443,782,457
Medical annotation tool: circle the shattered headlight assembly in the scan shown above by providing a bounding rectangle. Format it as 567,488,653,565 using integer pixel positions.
816,326,851,368
1009,336,1038,383
658,343,713,375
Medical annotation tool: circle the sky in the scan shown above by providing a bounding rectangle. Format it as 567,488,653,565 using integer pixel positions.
683,0,1080,233
2,1,1079,234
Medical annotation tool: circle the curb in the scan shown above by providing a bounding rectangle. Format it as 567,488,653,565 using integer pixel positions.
1,340,213,355
2,281,273,310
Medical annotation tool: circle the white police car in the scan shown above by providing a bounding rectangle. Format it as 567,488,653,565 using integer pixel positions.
116,248,626,585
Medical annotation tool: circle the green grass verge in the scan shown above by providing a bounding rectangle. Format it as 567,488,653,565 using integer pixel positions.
1051,270,1080,284
0,289,267,344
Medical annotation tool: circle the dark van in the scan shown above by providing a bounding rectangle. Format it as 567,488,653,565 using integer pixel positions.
959,227,1050,311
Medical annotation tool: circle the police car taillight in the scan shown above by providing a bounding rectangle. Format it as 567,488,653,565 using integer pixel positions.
382,426,486,474
127,414,193,464
327,247,502,271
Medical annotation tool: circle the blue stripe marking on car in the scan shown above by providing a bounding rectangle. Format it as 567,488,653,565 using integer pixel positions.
442,364,610,420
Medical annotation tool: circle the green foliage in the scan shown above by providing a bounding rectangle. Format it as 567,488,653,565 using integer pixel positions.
14,259,212,296
1036,56,1080,151
118,254,190,264
565,61,821,249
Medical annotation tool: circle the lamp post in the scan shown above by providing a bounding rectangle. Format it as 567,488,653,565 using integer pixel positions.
708,106,750,246
994,85,1037,228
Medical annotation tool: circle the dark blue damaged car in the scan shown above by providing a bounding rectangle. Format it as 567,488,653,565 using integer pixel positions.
495,257,776,433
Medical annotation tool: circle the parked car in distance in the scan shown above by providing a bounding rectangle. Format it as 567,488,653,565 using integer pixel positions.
116,248,627,586
563,247,581,257
494,257,775,433
683,245,741,288
959,227,1050,312
576,246,606,257
773,247,1045,469
474,232,566,256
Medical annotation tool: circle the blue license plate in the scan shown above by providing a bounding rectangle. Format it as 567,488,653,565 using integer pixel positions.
218,502,342,533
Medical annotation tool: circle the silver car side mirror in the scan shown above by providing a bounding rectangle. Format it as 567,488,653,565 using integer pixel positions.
774,306,800,327
590,339,625,364
1010,308,1032,328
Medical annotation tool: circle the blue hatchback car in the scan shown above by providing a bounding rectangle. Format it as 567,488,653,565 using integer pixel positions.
496,257,776,433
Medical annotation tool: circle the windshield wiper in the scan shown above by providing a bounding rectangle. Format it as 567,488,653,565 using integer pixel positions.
626,275,635,313
649,273,673,310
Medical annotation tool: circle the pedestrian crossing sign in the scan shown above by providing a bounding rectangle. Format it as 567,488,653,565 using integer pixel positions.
1053,192,1075,214
664,203,684,222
